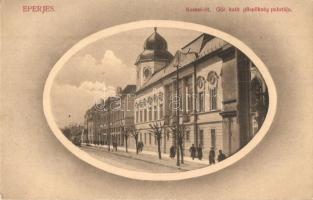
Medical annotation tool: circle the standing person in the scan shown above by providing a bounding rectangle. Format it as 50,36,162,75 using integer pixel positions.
217,150,227,162
189,144,196,160
113,141,117,151
197,145,203,160
209,147,215,165
170,145,176,159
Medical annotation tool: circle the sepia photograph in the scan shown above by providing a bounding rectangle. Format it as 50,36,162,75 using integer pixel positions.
47,25,271,175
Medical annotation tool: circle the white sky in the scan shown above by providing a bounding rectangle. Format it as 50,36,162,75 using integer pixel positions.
51,27,201,128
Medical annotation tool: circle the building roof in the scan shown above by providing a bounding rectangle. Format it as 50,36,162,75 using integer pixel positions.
122,85,136,94
136,34,228,93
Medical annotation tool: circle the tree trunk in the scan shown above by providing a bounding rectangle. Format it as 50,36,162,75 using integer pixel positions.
125,136,128,153
179,140,184,164
135,138,138,154
108,134,111,151
157,138,162,159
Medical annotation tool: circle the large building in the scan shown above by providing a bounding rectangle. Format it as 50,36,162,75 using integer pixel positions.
83,28,268,160
132,28,268,158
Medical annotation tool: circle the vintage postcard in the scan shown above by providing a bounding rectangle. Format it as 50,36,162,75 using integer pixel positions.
1,0,312,200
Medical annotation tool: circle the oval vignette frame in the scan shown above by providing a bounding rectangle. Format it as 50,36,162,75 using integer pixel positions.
43,20,277,181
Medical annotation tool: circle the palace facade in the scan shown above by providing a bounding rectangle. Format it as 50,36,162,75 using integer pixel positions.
132,28,268,158
83,28,268,159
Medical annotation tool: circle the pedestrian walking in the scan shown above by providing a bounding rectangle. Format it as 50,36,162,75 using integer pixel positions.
209,147,215,165
189,144,196,160
113,141,118,151
138,141,144,152
170,145,176,159
197,145,203,160
217,150,227,162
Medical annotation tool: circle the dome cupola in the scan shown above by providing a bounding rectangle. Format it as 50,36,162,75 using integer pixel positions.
144,27,168,50
135,27,173,65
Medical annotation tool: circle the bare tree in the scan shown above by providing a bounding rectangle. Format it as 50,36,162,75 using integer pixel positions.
149,122,165,159
120,122,130,153
124,127,130,153
169,123,189,164
129,126,140,154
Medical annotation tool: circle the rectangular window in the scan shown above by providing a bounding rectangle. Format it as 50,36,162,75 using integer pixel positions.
148,107,152,121
154,134,157,145
154,106,158,120
186,77,193,113
210,87,217,110
140,133,142,142
199,92,205,112
149,133,151,144
140,110,143,122
144,133,146,144
186,131,190,141
211,129,216,148
177,81,183,113
199,130,204,146
159,104,163,119
166,85,173,116
144,109,147,122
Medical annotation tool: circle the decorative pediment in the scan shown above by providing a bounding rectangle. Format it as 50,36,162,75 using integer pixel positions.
207,71,219,89
197,76,205,89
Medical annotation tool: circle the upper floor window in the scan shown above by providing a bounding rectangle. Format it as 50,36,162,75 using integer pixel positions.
207,71,219,111
143,67,152,79
148,107,152,121
140,110,143,122
185,77,193,113
159,104,164,119
154,106,158,120
210,87,217,110
136,110,139,123
144,109,147,122
199,92,205,112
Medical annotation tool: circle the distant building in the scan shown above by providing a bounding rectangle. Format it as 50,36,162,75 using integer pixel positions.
84,85,136,147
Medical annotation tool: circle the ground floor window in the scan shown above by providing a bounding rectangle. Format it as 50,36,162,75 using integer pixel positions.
199,130,204,146
211,129,216,148
186,131,190,142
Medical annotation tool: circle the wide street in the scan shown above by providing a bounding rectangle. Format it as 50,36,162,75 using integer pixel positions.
80,146,208,173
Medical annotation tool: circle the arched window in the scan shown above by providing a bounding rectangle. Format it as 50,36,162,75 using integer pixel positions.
207,72,219,111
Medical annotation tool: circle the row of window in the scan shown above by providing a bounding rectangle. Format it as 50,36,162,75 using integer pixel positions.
135,129,216,148
199,129,216,148
167,76,218,114
198,87,217,112
135,104,164,123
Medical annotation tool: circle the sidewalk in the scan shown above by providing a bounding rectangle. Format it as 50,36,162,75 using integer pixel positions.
82,144,209,172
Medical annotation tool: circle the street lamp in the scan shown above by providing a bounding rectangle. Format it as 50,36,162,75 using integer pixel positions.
173,50,199,167
173,51,181,167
